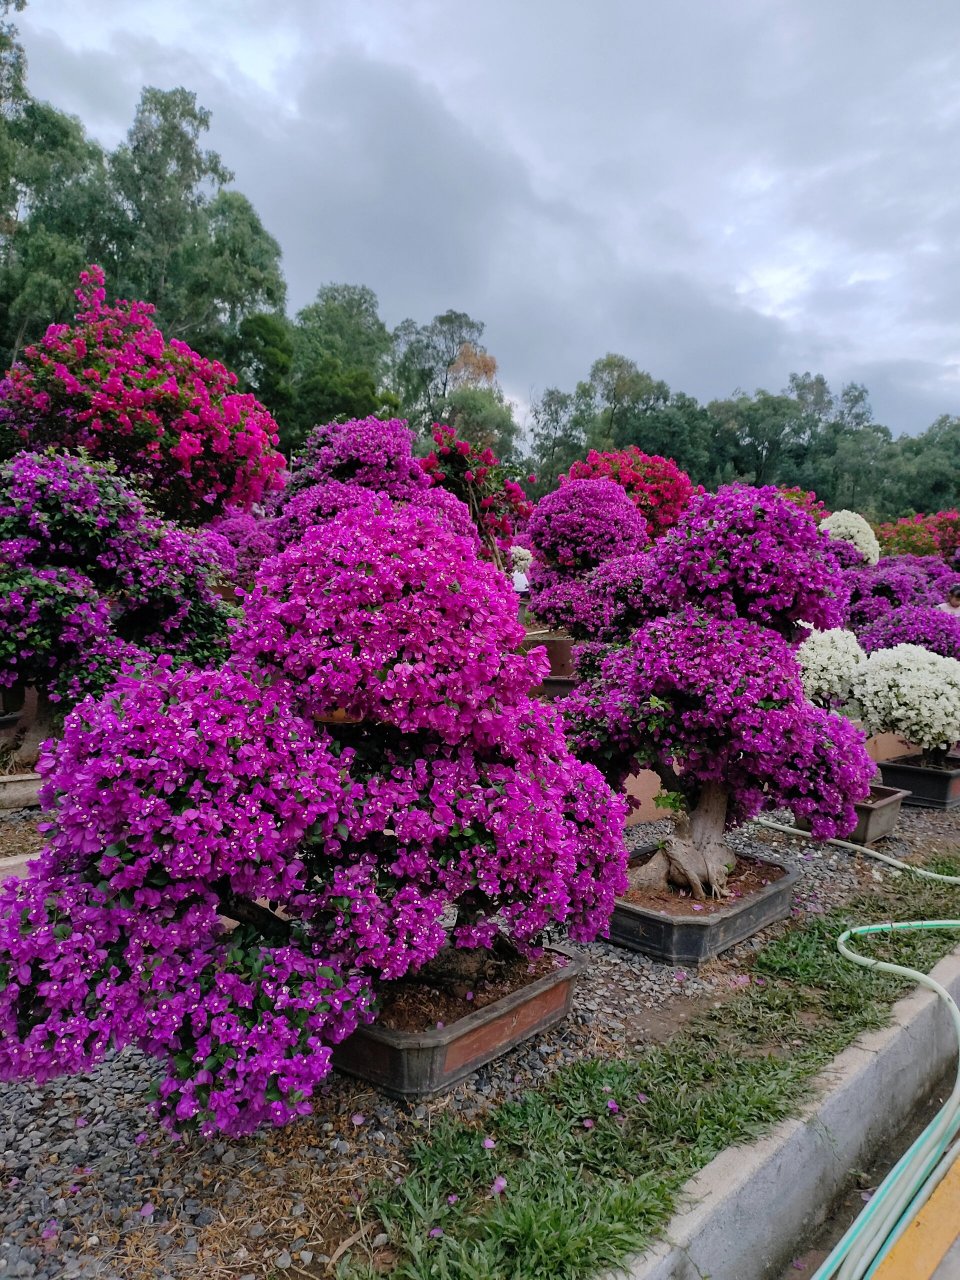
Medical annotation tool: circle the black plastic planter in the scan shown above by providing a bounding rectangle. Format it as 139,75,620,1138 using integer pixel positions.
877,756,960,810
332,947,584,1098
608,847,799,967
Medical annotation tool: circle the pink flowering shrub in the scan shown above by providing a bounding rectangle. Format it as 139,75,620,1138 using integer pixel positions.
232,498,541,747
0,268,285,523
646,485,848,637
777,485,829,522
846,555,955,631
875,511,960,561
0,476,629,1136
562,486,873,899
0,451,233,704
529,479,648,571
285,416,429,502
205,507,279,583
421,423,533,566
564,448,696,539
859,605,960,661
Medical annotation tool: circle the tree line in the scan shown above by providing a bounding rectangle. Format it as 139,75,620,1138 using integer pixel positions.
1,1,958,517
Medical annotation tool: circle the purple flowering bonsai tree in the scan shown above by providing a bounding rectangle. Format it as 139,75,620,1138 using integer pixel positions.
0,451,233,762
564,486,875,899
0,492,627,1136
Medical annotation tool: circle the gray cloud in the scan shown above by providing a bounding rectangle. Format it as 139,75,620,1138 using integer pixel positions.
19,0,960,434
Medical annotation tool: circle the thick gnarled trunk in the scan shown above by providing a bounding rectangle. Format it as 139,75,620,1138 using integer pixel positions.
631,782,734,900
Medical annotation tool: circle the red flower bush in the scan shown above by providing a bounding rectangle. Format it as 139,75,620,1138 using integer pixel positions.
421,423,533,567
777,486,829,522
875,510,960,562
564,448,696,539
0,268,285,523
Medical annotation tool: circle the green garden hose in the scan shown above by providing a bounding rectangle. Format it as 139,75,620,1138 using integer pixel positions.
748,817,960,1279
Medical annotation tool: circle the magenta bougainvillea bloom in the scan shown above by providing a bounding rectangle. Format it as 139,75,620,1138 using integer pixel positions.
563,448,696,539
0,463,628,1136
859,604,960,661
528,478,648,572
232,496,541,746
646,485,848,637
561,486,873,899
846,554,956,631
204,507,279,583
0,451,232,704
0,267,285,522
285,416,430,502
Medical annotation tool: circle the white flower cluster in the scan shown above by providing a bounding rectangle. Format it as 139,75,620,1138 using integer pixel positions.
511,544,533,573
853,643,960,750
797,628,866,709
820,509,880,565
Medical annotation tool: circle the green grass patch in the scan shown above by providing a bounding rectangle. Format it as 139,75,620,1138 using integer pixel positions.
341,856,960,1280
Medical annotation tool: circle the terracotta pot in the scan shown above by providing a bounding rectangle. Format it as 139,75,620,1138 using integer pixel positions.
332,946,584,1098
317,708,365,725
607,846,799,967
522,629,578,701
0,771,42,810
877,756,960,810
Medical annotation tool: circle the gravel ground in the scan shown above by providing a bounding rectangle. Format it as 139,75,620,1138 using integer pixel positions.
1,805,958,1279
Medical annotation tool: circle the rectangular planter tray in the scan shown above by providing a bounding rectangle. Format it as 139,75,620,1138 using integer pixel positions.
0,771,41,810
332,947,583,1098
796,784,911,845
877,756,960,810
608,844,799,967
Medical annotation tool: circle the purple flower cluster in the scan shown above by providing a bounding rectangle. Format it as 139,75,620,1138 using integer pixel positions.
232,497,542,746
286,416,430,502
565,608,873,836
0,451,232,702
204,507,279,583
645,486,848,636
846,555,956,631
528,479,648,573
1,466,629,1136
859,605,960,661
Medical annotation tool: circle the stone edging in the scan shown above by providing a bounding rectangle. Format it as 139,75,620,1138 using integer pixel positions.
608,945,960,1280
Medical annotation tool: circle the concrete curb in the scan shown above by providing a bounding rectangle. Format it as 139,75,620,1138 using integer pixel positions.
609,944,960,1280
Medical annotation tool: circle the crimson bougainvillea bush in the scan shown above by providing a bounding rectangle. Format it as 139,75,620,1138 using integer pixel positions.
563,486,873,898
0,268,285,523
0,450,232,708
0,484,627,1136
874,510,960,561
421,423,533,567
859,604,960,661
564,448,696,539
777,485,829,523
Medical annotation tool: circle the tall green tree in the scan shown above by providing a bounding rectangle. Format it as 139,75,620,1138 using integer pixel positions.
390,309,488,433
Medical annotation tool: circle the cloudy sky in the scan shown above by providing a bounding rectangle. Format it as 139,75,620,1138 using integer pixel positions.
19,0,960,433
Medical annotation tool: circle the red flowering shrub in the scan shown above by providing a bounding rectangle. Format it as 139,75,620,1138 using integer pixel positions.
421,423,533,567
564,448,696,539
777,486,829,522
0,268,285,523
875,510,960,562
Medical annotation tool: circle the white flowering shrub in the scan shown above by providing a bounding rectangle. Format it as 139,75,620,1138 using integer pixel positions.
511,544,533,574
854,644,960,753
797,628,866,709
820,509,880,565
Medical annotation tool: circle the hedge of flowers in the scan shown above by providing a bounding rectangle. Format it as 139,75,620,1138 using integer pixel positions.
564,448,696,539
421,423,533,566
562,486,873,898
0,450,232,706
0,268,285,523
875,510,960,561
820,509,880,566
0,455,628,1137
858,605,960,662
